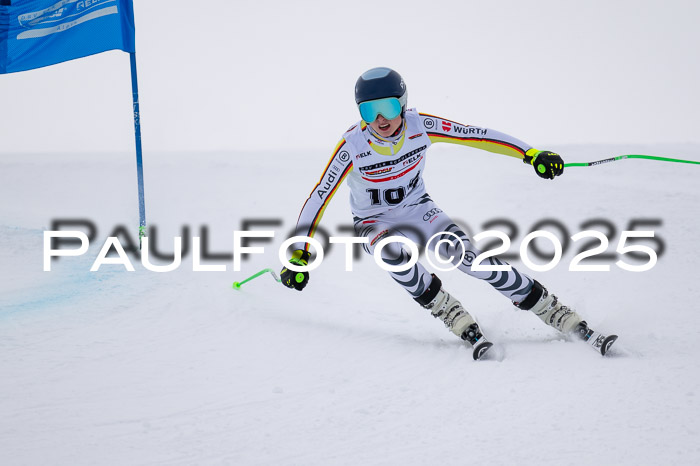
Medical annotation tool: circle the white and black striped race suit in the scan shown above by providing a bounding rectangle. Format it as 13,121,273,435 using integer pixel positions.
293,108,535,301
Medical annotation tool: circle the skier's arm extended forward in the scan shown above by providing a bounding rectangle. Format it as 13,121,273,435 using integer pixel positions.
419,112,564,179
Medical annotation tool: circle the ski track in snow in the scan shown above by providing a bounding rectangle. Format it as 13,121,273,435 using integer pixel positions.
1,145,700,465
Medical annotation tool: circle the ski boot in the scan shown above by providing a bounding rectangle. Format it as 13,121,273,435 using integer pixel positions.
515,280,618,356
416,274,493,360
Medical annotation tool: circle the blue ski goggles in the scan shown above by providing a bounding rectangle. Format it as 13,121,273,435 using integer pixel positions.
358,97,403,123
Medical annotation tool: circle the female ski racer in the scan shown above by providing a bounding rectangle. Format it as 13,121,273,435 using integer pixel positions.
280,67,616,359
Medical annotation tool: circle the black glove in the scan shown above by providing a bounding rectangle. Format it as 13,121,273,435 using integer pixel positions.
524,149,564,180
280,249,311,291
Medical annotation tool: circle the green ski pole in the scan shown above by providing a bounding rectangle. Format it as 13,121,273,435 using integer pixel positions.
565,154,700,168
232,268,281,290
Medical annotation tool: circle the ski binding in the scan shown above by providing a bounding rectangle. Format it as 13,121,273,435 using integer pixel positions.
577,322,618,356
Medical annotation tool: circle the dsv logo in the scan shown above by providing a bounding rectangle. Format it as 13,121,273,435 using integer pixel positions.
423,208,443,222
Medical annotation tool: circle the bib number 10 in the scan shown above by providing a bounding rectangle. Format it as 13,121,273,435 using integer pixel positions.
366,172,421,206
367,187,405,205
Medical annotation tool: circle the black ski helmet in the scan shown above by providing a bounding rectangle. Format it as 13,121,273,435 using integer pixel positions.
354,67,407,109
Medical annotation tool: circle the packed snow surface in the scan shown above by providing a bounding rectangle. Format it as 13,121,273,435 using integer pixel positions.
2,143,699,465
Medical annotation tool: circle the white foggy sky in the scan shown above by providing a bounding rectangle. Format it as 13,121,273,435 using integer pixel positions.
1,0,699,154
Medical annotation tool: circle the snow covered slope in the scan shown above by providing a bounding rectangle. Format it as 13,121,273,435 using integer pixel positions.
1,144,699,465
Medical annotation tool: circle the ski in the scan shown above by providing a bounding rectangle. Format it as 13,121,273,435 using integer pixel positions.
576,322,618,356
472,339,494,360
